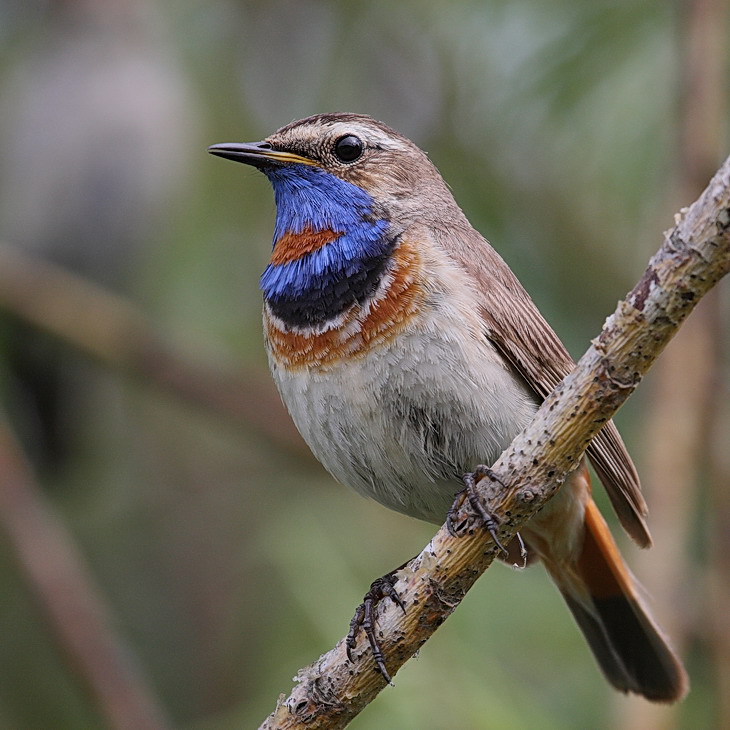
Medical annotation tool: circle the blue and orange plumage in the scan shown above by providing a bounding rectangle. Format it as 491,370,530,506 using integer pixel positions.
209,113,688,702
260,161,427,369
261,164,393,328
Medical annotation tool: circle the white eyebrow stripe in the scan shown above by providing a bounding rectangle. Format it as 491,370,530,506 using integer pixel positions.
324,123,411,152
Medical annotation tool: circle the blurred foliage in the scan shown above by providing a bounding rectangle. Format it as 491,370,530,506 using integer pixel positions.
0,0,726,728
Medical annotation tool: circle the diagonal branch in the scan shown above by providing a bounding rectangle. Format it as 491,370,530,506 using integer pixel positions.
258,154,730,730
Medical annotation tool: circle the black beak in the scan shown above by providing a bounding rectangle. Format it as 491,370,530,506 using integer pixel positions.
207,142,315,168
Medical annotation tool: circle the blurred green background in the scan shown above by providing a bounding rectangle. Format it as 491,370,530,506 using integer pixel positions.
0,1,727,728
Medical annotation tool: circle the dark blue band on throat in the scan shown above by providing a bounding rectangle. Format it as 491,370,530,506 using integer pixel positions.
262,223,396,327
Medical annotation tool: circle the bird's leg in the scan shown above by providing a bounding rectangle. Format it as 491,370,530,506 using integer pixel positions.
346,568,407,684
447,465,510,557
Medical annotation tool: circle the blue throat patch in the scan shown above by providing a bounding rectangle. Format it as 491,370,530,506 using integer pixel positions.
260,165,396,327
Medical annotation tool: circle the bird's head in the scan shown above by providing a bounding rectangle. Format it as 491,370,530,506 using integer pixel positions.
209,112,457,235
209,114,460,327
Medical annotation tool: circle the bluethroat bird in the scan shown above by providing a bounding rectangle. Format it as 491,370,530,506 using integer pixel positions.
209,113,688,702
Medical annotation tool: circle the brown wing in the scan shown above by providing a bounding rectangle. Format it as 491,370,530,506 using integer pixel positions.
441,224,651,548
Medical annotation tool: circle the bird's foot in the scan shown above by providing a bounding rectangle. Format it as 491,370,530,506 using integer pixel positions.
346,571,406,685
447,465,510,557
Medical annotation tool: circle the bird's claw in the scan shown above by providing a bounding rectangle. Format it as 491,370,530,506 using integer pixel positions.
447,465,510,557
346,571,405,685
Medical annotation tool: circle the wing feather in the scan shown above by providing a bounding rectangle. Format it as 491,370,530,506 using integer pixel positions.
439,224,651,547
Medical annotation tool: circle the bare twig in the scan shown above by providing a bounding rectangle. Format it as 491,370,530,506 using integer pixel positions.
0,412,172,730
258,156,730,729
0,242,309,459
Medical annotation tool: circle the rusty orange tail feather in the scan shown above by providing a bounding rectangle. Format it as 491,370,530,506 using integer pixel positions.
545,498,688,702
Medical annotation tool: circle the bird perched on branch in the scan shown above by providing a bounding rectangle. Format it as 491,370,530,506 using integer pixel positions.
209,113,688,702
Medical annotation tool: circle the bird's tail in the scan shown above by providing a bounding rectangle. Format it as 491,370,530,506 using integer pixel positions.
541,496,688,703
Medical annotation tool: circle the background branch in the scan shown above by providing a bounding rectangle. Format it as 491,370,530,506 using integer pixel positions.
620,0,729,727
259,155,730,729
0,242,309,460
0,241,311,723
0,411,172,730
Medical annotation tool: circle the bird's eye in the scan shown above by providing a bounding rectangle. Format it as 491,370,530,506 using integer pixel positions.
334,135,363,162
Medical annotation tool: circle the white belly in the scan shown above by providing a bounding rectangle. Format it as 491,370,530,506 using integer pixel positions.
268,309,539,525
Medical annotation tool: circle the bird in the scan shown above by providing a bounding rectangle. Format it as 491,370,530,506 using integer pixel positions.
209,112,688,702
